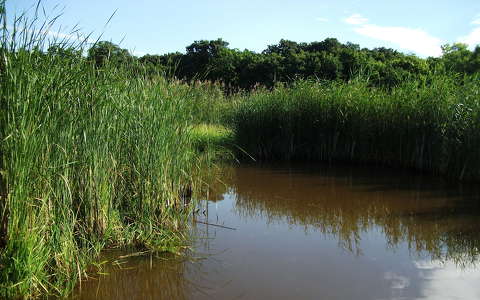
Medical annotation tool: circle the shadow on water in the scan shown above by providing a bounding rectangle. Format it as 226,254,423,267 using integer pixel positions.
69,163,480,299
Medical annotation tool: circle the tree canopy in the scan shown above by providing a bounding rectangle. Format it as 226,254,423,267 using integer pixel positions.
85,38,480,90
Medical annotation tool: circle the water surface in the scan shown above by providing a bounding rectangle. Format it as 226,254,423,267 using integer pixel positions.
71,164,480,300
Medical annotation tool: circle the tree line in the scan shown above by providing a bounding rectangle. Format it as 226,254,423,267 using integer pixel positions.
75,38,480,90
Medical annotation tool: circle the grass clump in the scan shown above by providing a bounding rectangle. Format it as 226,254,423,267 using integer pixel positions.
230,77,480,180
189,124,235,162
190,124,234,148
0,10,219,298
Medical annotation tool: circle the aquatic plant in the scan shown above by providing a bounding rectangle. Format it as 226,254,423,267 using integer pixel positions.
0,7,219,298
231,76,480,180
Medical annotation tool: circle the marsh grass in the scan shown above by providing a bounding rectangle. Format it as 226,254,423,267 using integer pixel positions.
188,124,235,166
231,77,480,180
0,8,222,298
2,2,480,298
190,124,234,148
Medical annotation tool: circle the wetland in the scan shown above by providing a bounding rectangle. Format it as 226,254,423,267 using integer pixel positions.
71,164,480,300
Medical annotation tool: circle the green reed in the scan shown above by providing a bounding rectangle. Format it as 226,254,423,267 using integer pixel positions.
0,11,219,298
231,76,480,180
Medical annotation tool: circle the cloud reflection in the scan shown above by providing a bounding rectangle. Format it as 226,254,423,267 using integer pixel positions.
416,259,480,300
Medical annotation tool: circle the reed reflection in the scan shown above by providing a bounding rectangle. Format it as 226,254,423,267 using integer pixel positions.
230,164,480,262
68,250,211,300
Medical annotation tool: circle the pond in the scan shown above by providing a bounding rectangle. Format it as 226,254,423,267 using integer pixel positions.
71,164,480,300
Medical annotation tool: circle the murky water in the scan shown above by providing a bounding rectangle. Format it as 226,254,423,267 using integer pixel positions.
71,164,480,300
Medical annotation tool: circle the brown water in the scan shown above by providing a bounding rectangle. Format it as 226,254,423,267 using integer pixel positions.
71,164,480,300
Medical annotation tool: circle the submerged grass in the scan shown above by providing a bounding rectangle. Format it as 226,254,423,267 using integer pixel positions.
231,77,480,180
0,10,223,298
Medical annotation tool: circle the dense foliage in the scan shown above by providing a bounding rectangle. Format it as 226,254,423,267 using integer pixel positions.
0,14,225,298
87,38,480,91
230,77,480,180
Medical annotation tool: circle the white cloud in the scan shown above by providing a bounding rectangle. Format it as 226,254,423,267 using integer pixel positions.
7,25,93,44
132,50,147,57
316,17,329,22
344,14,368,25
353,24,443,57
458,27,480,49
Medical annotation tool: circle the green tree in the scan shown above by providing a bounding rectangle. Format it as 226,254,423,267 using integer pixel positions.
467,46,480,74
47,45,82,59
264,39,300,56
181,38,230,80
440,43,472,74
302,38,342,53
87,41,133,67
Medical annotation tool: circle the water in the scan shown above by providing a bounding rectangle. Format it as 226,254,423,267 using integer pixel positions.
71,164,480,300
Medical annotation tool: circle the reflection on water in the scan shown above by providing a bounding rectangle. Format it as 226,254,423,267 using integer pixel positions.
232,164,480,261
413,260,480,300
71,164,480,300
69,251,191,300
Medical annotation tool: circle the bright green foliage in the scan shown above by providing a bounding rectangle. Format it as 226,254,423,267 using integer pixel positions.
0,14,218,298
189,124,234,161
231,76,480,180
441,43,474,74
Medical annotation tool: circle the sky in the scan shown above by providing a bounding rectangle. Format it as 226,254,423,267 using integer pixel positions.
5,0,480,58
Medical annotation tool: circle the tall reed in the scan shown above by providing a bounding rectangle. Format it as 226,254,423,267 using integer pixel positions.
0,9,213,298
231,76,480,180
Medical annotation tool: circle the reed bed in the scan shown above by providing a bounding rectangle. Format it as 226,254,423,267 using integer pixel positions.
0,12,220,298
231,76,480,180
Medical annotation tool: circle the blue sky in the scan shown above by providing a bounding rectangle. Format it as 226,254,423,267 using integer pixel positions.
5,0,480,57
